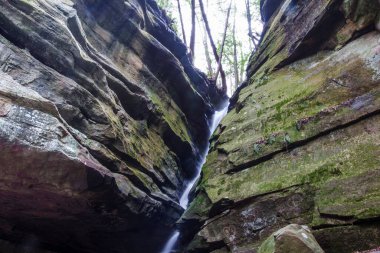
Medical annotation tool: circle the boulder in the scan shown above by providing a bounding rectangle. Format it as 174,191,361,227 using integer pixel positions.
258,224,324,253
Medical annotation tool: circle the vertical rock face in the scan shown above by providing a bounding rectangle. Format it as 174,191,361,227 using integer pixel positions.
0,0,217,252
184,0,380,252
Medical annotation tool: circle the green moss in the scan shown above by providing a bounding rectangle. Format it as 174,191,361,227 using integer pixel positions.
212,34,380,174
181,190,212,221
203,115,380,205
300,163,343,186
258,235,275,253
149,92,192,144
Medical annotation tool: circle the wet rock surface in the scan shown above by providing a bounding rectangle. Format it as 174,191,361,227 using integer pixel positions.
0,0,217,252
184,0,380,252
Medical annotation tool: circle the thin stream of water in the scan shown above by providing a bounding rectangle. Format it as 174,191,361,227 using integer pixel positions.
160,105,229,253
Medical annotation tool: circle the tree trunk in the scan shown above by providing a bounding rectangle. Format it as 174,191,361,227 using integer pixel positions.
202,23,213,77
189,0,196,62
215,0,232,87
232,2,239,90
198,0,227,92
245,0,259,47
239,45,245,83
176,0,187,45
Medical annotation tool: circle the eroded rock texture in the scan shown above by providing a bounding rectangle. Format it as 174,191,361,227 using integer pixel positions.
183,0,380,252
0,0,217,252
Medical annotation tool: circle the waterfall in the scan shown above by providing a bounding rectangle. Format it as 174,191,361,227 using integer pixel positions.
160,104,229,253
160,231,180,253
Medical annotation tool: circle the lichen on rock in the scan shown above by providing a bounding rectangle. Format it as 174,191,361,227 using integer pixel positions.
183,0,380,252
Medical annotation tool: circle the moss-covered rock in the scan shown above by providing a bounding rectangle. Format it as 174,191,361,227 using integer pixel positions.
184,0,380,252
205,31,380,178
258,224,324,253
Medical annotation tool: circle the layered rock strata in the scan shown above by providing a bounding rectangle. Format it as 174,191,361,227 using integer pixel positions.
183,0,380,252
0,0,217,252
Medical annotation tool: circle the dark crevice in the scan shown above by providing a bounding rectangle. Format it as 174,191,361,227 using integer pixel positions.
232,184,306,211
158,121,198,180
206,184,306,221
113,170,177,206
105,75,152,120
312,217,380,230
312,223,353,230
104,144,177,198
318,213,356,222
353,216,380,226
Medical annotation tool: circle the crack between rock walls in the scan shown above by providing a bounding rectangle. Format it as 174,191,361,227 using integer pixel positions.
204,183,307,223
312,216,380,230
225,108,380,175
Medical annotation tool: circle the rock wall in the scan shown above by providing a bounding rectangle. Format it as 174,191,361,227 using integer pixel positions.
0,0,218,252
183,0,380,252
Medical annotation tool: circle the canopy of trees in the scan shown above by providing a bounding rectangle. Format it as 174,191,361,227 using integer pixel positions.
157,0,262,95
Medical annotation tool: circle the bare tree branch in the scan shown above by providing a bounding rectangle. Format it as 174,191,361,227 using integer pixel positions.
198,0,227,92
215,0,232,86
176,0,187,45
189,0,196,62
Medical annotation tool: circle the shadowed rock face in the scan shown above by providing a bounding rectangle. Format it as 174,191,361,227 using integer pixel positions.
0,0,218,252
183,0,380,252
260,0,284,22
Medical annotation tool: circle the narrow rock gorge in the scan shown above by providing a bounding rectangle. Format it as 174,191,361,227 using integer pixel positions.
0,0,379,253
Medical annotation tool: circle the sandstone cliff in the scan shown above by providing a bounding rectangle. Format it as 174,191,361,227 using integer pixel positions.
0,0,218,252
183,0,380,252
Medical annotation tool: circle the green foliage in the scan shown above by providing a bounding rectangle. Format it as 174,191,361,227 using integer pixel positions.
156,0,179,33
156,0,172,9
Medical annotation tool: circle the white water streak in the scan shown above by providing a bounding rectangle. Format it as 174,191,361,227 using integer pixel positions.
179,105,228,208
161,104,229,253
160,231,179,253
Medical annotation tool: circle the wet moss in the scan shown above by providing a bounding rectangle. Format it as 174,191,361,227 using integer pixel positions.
203,115,380,205
211,34,380,173
182,190,212,221
149,92,192,144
